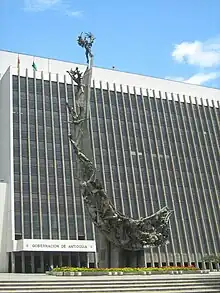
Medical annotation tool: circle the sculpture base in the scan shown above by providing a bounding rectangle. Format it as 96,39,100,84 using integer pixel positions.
98,232,145,268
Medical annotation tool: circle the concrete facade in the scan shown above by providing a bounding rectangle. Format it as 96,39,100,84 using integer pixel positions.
0,182,8,272
0,50,219,106
0,50,219,272
0,67,14,272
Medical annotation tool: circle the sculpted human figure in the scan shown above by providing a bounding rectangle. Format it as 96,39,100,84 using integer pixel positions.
77,32,95,64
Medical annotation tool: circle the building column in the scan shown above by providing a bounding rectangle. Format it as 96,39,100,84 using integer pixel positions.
143,250,147,267
86,253,89,268
21,252,25,273
94,252,98,268
209,262,214,271
11,252,15,273
49,253,53,267
31,254,35,273
68,253,71,267
151,253,155,267
59,253,62,267
77,253,80,267
40,252,44,273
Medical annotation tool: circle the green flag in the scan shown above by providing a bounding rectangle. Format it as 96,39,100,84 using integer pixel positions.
32,61,37,71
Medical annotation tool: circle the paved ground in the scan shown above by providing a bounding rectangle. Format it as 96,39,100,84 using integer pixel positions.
0,272,219,281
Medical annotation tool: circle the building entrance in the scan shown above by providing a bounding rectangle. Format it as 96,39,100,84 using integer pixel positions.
11,251,95,273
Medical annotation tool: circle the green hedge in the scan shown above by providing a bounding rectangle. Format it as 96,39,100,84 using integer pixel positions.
52,266,197,272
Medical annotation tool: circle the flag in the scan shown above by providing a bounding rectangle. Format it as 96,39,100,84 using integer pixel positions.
17,55,20,69
32,61,37,71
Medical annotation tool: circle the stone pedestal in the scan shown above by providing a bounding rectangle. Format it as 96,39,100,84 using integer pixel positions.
138,250,145,267
98,233,109,268
129,251,138,267
98,233,121,268
109,243,121,268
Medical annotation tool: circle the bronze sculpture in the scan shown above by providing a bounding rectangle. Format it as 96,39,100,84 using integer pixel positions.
77,32,95,64
66,32,172,251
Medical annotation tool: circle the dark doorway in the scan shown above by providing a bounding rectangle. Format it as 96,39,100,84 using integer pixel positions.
62,253,69,266
8,253,11,273
44,252,50,272
15,253,22,273
25,253,32,273
34,254,41,273
71,253,78,267
121,250,138,267
53,253,60,267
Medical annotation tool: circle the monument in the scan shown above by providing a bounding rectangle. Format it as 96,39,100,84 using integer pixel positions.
66,33,173,267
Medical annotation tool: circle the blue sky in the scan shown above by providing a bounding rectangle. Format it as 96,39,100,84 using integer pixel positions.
1,0,220,87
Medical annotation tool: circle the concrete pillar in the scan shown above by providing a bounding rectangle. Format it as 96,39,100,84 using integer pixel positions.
11,252,15,273
143,250,147,267
59,253,62,267
151,251,155,267
21,252,25,273
49,253,53,267
86,253,89,268
158,255,162,268
68,253,71,267
77,253,80,267
94,252,98,268
31,254,35,273
40,252,44,273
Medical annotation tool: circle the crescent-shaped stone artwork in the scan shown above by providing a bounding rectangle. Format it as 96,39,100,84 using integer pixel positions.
66,33,173,252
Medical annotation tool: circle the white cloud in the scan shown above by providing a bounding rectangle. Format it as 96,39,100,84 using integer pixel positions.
165,76,185,82
23,0,82,17
65,10,83,17
172,37,220,67
185,72,220,85
24,0,61,11
166,72,220,86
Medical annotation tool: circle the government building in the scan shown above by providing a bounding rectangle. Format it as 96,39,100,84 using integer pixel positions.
0,50,219,273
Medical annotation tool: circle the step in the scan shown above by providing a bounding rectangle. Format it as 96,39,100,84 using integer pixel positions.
1,284,220,292
0,279,219,286
1,282,219,289
0,282,219,289
1,275,219,282
0,277,219,284
1,288,220,293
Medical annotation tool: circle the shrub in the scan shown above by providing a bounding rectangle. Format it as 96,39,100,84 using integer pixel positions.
52,265,198,273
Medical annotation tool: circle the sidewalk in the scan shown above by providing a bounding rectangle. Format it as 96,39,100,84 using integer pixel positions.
0,272,219,281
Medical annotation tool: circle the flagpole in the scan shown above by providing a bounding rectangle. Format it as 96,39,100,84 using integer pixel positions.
48,58,50,73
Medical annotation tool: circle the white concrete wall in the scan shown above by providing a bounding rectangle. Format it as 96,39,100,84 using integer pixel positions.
0,50,219,107
0,67,14,262
0,182,8,272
